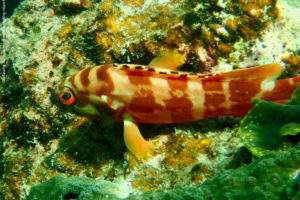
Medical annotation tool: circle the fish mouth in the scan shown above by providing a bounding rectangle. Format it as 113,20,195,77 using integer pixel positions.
49,87,60,105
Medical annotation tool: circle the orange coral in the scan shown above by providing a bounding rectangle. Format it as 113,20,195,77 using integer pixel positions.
59,24,72,38
282,53,300,77
163,134,212,169
226,19,240,32
217,43,233,54
124,0,144,7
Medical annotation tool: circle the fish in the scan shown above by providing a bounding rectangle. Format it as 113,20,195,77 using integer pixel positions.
51,52,300,158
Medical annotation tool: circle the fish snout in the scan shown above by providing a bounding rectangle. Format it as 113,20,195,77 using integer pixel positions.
49,87,60,105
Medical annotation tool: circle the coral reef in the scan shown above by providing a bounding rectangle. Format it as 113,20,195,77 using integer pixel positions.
0,0,299,199
228,0,300,70
27,144,300,200
132,144,300,200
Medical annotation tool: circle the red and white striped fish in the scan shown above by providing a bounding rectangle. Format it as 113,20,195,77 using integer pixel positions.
51,55,300,157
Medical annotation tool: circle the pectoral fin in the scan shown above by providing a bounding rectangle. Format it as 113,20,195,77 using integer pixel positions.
123,114,154,158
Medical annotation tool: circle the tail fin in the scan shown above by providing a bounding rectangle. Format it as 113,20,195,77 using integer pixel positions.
210,64,299,117
220,64,299,103
262,76,300,102
201,64,286,118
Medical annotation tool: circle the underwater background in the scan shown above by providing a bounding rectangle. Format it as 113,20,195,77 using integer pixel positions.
1,0,23,20
0,0,300,199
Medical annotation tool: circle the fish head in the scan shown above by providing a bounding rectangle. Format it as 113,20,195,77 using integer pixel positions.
50,78,102,121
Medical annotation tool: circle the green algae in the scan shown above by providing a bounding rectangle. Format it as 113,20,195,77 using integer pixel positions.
289,84,300,105
238,85,300,157
27,174,129,200
58,121,124,163
0,63,26,110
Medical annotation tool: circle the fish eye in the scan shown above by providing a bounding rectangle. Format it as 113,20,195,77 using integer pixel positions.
59,88,77,105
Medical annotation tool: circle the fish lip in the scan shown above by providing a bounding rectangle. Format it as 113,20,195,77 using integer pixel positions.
49,87,59,105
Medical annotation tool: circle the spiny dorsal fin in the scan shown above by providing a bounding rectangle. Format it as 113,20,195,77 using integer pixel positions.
149,50,185,71
113,63,282,81
220,64,283,80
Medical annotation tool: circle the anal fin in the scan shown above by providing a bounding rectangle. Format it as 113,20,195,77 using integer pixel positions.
123,114,154,158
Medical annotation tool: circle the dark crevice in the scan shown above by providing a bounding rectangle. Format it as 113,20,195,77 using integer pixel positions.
63,192,80,199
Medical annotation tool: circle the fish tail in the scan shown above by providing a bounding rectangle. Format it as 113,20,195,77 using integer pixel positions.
262,75,300,103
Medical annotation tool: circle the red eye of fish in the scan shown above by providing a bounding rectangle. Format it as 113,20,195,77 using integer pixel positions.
59,89,76,105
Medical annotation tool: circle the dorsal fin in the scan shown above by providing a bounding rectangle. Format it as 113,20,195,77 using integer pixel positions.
149,50,185,70
113,63,283,81
220,64,283,80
